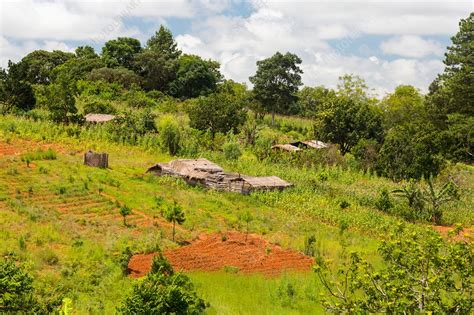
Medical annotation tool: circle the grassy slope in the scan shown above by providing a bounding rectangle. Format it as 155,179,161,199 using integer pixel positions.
0,116,472,313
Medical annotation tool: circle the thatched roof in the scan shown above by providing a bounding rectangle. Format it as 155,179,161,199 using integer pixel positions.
85,113,116,123
241,175,293,189
147,158,223,177
271,144,302,152
291,140,328,149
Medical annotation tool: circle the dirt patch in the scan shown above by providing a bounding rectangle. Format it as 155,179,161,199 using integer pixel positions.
128,231,314,278
432,225,472,242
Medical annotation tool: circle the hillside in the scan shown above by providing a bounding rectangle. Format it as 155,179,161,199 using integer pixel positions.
0,115,472,313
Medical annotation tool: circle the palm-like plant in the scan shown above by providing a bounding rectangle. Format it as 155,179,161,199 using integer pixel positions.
422,177,460,225
392,180,424,211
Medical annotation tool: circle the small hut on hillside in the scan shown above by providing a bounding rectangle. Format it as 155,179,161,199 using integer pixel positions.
146,158,292,194
84,113,116,123
272,140,329,152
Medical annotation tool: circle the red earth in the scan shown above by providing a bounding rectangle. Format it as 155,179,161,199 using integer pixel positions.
128,231,314,278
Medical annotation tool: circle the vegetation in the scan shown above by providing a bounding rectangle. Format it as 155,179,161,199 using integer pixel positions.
0,12,472,314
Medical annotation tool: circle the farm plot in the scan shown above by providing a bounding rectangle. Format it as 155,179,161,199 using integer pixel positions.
128,231,315,277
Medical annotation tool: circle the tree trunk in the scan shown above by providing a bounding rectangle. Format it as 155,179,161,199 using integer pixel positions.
271,111,275,126
123,215,126,226
173,222,176,242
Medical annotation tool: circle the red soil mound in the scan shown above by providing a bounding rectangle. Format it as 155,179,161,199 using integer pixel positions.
128,232,314,278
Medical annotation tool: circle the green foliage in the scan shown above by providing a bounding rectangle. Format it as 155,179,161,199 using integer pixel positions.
0,258,38,312
222,135,242,161
119,255,206,314
239,210,253,240
315,226,473,314
17,49,75,84
87,67,142,88
187,91,247,138
303,234,317,256
146,25,182,59
45,78,80,123
422,177,460,225
102,37,142,69
380,85,425,130
249,52,303,123
134,49,178,92
125,89,157,108
170,54,221,99
296,86,337,118
157,114,181,155
0,61,36,113
374,188,393,212
21,148,57,165
80,96,116,115
120,204,132,226
377,123,444,181
314,95,383,155
350,138,379,172
164,201,185,241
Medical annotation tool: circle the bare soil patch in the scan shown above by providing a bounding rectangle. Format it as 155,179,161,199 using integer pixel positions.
128,231,314,278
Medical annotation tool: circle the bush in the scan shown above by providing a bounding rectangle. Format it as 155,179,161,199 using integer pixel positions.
0,258,39,312
125,90,157,108
157,114,181,155
79,96,116,115
374,189,393,212
222,135,242,161
119,254,206,314
253,127,279,160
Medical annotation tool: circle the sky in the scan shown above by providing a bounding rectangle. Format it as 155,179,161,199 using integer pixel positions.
0,0,472,95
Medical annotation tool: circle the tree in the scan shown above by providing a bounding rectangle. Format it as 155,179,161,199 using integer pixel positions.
0,258,38,312
102,37,142,69
380,85,425,130
0,62,36,113
87,67,142,88
120,205,132,226
315,226,473,314
249,52,303,124
134,50,178,91
18,50,75,84
170,54,221,99
314,96,383,155
118,254,206,314
376,123,444,181
45,78,78,123
164,201,185,242
146,25,181,59
425,13,473,163
336,74,373,103
75,46,98,59
297,86,337,118
187,91,247,139
239,211,253,241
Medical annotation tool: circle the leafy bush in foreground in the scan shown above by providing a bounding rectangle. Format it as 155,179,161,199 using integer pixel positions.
119,254,206,314
315,225,473,314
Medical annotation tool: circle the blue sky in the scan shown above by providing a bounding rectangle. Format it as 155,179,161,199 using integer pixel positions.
1,0,472,94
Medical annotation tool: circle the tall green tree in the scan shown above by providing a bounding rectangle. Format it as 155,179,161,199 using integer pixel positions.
297,86,337,118
45,78,78,123
170,54,221,99
0,61,36,113
18,50,75,84
380,85,425,130
134,26,181,92
249,52,303,124
187,90,247,139
314,96,383,155
102,37,142,69
146,25,182,59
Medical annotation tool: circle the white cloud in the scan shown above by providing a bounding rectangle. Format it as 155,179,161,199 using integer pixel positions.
0,36,74,68
380,35,444,58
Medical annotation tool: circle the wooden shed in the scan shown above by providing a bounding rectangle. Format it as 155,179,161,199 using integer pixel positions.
84,151,108,168
290,140,328,149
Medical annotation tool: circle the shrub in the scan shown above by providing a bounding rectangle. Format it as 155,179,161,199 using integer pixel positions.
374,189,393,212
0,258,39,312
222,136,242,161
157,114,181,155
118,255,206,314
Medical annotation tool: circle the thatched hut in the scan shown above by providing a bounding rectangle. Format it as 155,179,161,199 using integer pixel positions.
271,144,302,152
147,158,292,194
84,113,116,123
290,140,328,149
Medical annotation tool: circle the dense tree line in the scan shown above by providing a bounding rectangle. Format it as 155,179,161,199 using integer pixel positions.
0,13,472,181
